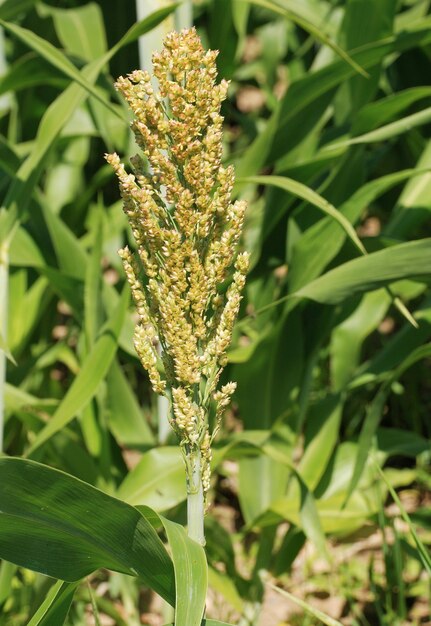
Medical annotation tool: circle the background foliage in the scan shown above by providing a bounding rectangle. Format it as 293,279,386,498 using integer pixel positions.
0,0,430,624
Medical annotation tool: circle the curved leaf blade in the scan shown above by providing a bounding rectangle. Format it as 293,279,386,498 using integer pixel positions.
161,516,207,626
26,287,129,456
0,457,175,604
243,0,368,77
0,18,121,119
239,175,366,255
28,581,77,626
295,238,431,305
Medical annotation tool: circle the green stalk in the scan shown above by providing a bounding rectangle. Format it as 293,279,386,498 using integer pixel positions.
186,447,205,546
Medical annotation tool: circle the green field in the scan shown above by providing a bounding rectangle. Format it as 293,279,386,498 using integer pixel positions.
0,1,430,625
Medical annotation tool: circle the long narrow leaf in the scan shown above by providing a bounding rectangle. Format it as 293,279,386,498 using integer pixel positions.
161,515,207,626
27,581,78,626
0,457,175,603
267,582,343,626
239,175,366,254
243,0,368,77
26,286,129,455
0,19,122,119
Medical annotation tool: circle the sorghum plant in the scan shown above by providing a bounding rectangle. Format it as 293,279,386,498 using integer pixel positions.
106,27,249,545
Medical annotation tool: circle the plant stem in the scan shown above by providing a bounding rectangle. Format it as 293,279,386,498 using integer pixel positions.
186,447,205,546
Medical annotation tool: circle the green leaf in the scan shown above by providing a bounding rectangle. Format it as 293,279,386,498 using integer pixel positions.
0,5,178,240
9,227,45,267
386,139,431,238
243,0,368,78
27,580,77,626
263,442,329,559
344,386,389,506
106,359,155,447
325,105,431,152
239,174,366,254
160,515,207,626
375,464,431,576
299,395,343,490
236,21,431,177
267,582,343,626
288,168,431,292
330,290,391,390
0,0,37,21
48,3,107,62
294,239,431,306
26,286,129,456
40,198,87,280
118,447,185,511
118,4,179,49
84,208,104,348
353,86,431,135
4,383,57,413
0,18,122,119
0,53,66,97
0,457,175,604
0,331,16,365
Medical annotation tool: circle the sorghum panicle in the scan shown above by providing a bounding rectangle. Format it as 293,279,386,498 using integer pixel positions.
106,27,249,497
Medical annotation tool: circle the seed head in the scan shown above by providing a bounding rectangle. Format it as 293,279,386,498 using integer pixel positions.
106,28,249,497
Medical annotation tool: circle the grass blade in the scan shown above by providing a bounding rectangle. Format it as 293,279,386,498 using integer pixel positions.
27,581,78,626
0,18,122,119
242,0,368,77
26,286,129,456
375,464,431,575
267,582,343,626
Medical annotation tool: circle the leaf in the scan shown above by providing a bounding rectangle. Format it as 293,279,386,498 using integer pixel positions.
236,21,431,177
0,5,179,241
353,86,431,135
386,139,431,238
9,227,45,267
118,447,185,511
263,442,329,559
239,174,366,254
0,457,175,603
84,208,104,348
377,428,431,458
344,386,389,506
299,395,343,490
243,0,368,78
48,3,107,62
26,286,129,456
106,359,155,447
0,53,66,97
239,454,290,524
267,582,343,626
40,198,87,280
375,464,431,575
117,4,179,49
160,515,207,626
337,0,397,112
0,331,16,365
27,581,77,626
288,168,431,292
0,0,37,21
0,18,121,119
330,290,391,390
4,383,57,413
294,238,431,306
326,105,431,152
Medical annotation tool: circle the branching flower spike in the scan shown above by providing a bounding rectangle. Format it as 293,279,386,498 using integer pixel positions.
106,28,249,546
